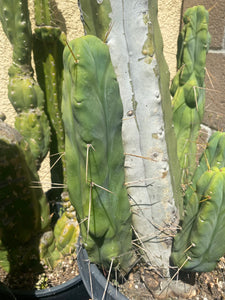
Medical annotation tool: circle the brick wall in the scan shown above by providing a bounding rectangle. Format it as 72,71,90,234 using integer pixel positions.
182,0,225,130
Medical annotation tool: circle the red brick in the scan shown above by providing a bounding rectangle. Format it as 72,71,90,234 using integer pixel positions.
203,52,225,130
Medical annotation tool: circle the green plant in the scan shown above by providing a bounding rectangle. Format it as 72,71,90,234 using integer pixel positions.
0,120,50,273
62,35,133,272
170,5,211,186
170,6,225,273
77,0,182,280
0,0,79,281
171,131,225,271
2,0,225,296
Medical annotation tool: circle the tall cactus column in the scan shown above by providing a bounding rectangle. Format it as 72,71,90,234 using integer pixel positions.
170,6,211,186
62,35,134,273
0,0,50,169
33,0,66,198
78,0,182,276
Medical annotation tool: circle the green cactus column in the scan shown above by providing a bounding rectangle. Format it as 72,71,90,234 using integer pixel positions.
78,0,182,277
33,0,66,197
171,166,225,272
62,35,133,272
0,0,50,169
170,5,211,186
78,0,112,41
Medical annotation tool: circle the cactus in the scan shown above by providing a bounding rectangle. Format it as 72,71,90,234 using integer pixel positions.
77,0,182,277
170,5,211,185
0,0,79,279
0,120,51,272
171,166,225,272
0,119,80,273
185,131,225,205
78,0,112,41
39,192,80,269
33,0,67,196
62,35,133,272
170,6,225,274
0,0,50,168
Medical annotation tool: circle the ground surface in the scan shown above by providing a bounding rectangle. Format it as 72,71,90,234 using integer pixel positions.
117,257,225,299
0,253,225,299
0,254,79,290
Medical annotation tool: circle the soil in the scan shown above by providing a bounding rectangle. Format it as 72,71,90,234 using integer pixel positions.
0,253,79,290
117,257,225,299
0,251,225,299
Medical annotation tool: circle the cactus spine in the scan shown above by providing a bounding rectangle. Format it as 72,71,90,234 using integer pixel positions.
62,35,133,272
170,5,211,185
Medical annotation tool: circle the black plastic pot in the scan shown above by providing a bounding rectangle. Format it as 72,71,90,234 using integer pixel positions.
0,275,89,300
77,243,128,300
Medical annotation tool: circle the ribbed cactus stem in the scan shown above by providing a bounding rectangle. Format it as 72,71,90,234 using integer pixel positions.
184,131,225,207
34,0,52,26
78,0,112,41
40,192,80,269
171,167,225,272
62,35,134,272
171,131,225,272
0,0,51,168
171,5,211,185
33,0,66,196
0,0,32,67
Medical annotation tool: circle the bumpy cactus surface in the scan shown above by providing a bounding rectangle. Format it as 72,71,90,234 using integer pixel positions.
171,131,225,272
0,0,50,169
185,131,225,205
33,1,67,194
62,35,133,272
171,166,225,272
0,0,79,277
171,5,211,185
78,0,111,41
40,192,80,269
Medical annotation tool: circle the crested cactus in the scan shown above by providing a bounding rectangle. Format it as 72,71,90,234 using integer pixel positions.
62,35,133,272
170,5,211,185
171,166,225,272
